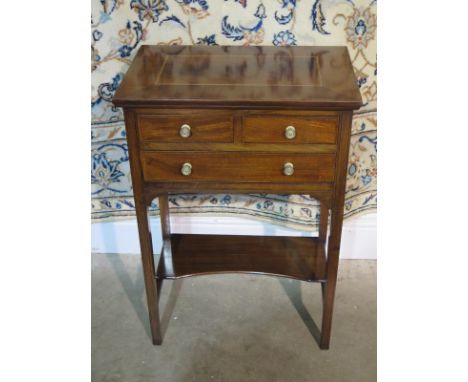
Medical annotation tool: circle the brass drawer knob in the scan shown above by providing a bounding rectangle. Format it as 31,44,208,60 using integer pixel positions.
179,124,191,138
283,162,294,176
284,125,296,140
181,162,192,176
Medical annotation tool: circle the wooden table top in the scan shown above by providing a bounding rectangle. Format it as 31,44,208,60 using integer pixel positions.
113,45,362,110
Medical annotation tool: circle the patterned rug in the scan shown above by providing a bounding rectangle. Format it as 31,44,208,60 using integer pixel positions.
91,0,377,230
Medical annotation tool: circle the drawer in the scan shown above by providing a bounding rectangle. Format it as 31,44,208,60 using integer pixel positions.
141,152,335,183
243,116,337,144
137,113,234,143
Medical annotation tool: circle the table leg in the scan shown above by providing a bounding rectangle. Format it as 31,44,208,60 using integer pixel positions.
319,207,344,349
135,199,162,345
158,193,174,278
318,202,328,311
319,203,329,242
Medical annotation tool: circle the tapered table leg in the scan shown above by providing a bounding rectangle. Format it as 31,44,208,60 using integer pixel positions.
135,199,162,345
158,193,174,279
319,202,328,309
319,202,329,242
320,207,344,349
319,111,352,349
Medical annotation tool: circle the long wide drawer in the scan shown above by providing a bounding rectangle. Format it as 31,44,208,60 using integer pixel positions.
140,152,335,183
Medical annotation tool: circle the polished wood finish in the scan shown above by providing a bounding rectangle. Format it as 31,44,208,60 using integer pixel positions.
113,45,362,109
143,183,334,208
140,141,337,153
319,203,329,242
137,112,234,143
140,151,335,183
113,45,361,350
157,234,326,282
320,110,354,349
243,116,337,144
123,109,162,345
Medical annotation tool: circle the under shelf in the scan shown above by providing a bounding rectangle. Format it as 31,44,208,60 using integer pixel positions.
156,234,327,282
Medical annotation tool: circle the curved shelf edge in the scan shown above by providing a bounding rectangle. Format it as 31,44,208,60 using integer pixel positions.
158,270,326,283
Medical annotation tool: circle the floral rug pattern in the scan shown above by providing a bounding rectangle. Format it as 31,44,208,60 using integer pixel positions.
91,0,377,230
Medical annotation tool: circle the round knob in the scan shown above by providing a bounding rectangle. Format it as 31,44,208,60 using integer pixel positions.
284,125,296,140
179,124,191,138
283,162,294,176
181,162,192,176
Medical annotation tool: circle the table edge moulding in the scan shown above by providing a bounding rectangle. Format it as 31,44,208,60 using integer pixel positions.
112,45,362,350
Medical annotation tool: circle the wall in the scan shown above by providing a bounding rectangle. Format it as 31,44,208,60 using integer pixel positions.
92,213,377,259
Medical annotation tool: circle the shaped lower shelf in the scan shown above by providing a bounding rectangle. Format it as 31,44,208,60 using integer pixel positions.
156,234,327,282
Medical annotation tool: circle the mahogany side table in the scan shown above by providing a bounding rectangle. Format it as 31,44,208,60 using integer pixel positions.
113,45,362,349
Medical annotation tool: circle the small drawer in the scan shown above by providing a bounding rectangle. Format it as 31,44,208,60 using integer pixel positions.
141,151,335,183
243,116,337,144
137,113,234,143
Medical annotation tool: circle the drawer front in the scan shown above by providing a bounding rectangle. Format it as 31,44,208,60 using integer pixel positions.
243,116,337,144
141,152,335,183
137,113,234,143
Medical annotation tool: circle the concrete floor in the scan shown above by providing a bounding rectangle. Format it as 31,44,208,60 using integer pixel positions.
92,254,376,382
